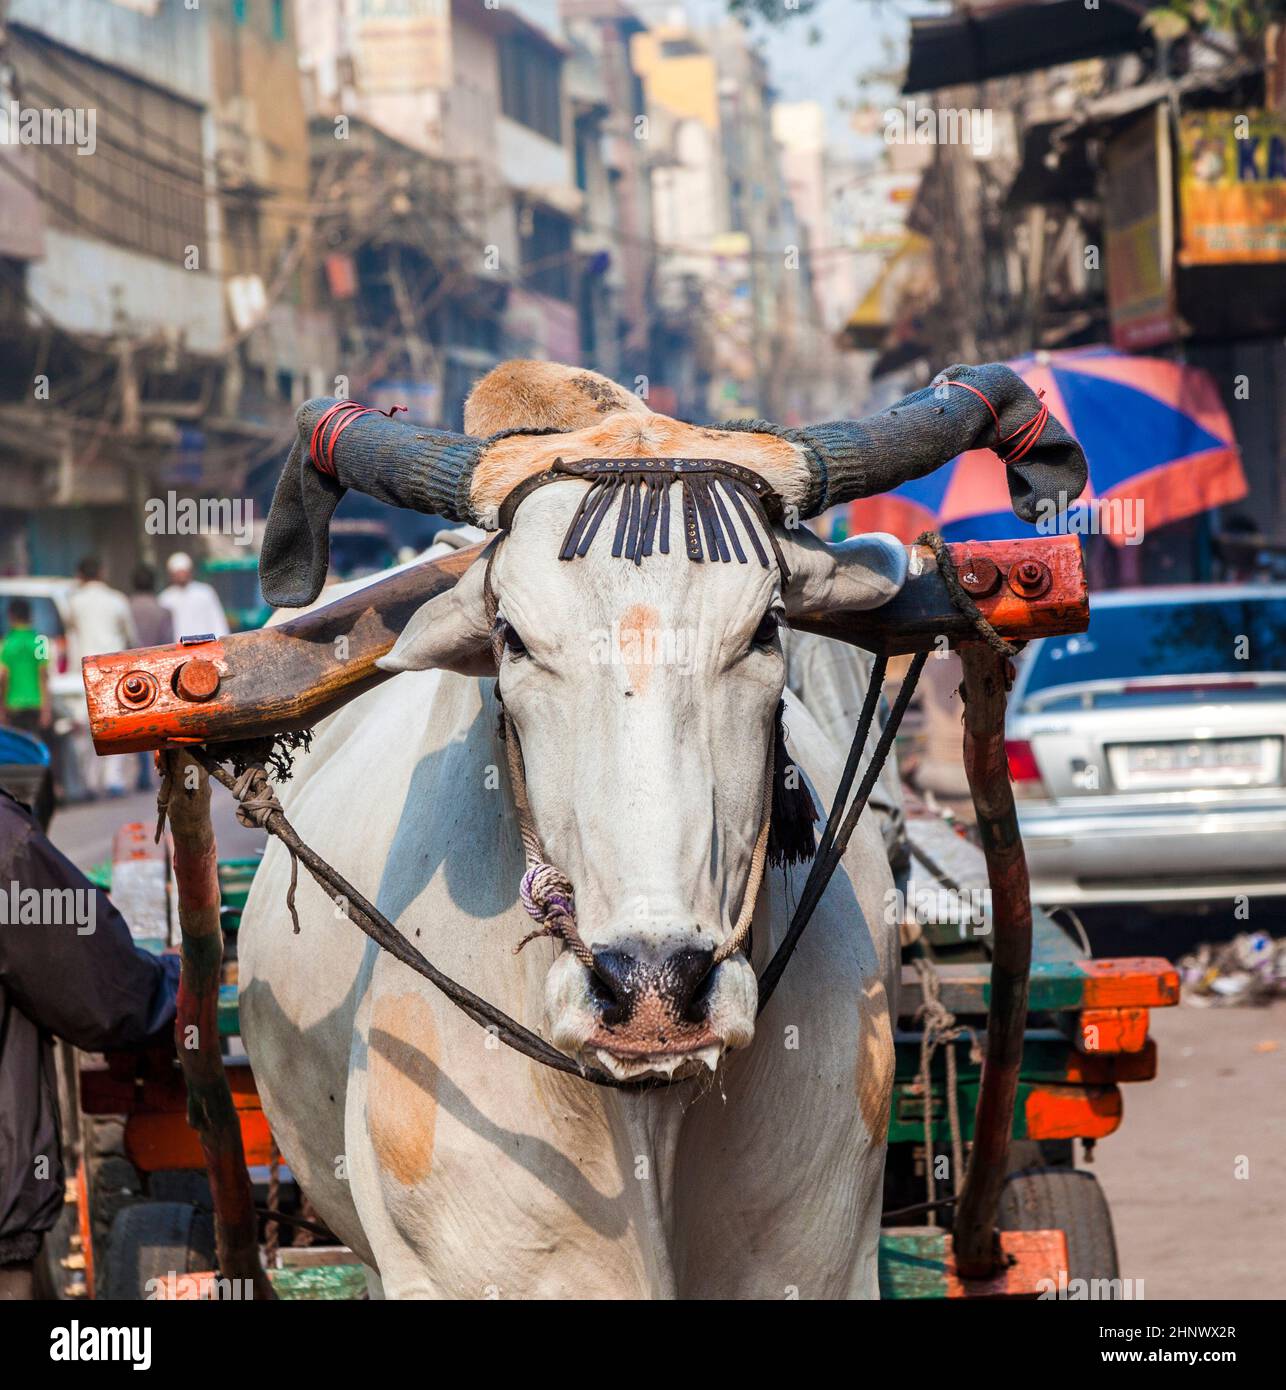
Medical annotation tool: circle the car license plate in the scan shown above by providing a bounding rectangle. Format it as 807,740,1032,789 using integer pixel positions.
1108,737,1283,791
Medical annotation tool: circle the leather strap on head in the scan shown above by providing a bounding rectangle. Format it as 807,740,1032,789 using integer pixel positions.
495,456,791,583
497,455,786,530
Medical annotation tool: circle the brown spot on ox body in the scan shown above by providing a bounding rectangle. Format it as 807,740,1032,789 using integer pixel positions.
857,977,894,1144
369,992,441,1186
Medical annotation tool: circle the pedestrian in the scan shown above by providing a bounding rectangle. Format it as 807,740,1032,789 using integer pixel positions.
66,557,136,799
0,785,180,1299
158,552,229,641
128,564,174,650
128,566,174,791
0,598,51,742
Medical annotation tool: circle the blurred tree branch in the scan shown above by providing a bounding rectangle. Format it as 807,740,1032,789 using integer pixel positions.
727,0,820,24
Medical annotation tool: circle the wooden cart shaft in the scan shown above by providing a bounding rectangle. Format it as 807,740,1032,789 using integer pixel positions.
83,535,1086,754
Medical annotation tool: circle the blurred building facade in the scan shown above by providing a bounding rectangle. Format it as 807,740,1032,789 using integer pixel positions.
0,0,884,582
0,0,319,580
861,4,1286,584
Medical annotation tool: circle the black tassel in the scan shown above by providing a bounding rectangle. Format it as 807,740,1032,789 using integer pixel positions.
767,701,818,868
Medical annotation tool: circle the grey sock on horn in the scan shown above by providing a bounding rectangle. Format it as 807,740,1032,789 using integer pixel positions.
259,398,485,608
721,362,1087,522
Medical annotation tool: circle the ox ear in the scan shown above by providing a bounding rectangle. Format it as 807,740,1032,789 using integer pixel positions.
780,529,909,617
377,557,496,677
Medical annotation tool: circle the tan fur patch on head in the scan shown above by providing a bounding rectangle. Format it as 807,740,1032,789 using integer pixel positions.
464,360,650,437
618,603,659,697
368,992,440,1186
471,413,813,524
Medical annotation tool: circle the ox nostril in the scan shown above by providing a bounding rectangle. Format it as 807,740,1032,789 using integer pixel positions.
588,946,717,1027
662,947,716,1024
588,950,642,1026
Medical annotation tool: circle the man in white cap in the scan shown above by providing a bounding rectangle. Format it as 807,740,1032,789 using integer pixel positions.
158,552,229,641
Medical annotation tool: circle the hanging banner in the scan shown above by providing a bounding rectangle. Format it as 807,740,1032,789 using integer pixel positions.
1104,104,1176,350
350,0,451,94
1178,110,1286,265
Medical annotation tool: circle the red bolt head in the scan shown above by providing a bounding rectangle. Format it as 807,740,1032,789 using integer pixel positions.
176,658,220,702
958,556,1000,597
116,670,159,710
1007,559,1052,598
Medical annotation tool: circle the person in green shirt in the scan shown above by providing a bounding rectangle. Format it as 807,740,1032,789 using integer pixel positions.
0,598,52,737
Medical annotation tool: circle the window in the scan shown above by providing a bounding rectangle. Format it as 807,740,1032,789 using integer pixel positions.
574,123,590,192
233,0,248,24
520,206,573,302
16,32,207,264
1024,596,1286,707
498,36,562,144
271,0,285,40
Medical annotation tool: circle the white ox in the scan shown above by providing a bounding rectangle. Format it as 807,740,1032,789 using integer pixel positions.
238,376,913,1300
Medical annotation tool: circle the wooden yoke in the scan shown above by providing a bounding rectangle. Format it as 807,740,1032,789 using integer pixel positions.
84,535,1086,754
85,543,480,754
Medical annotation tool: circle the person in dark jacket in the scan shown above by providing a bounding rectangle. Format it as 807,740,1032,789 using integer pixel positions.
0,787,179,1299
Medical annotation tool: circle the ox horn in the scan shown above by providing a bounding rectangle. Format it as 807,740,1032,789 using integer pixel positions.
734,363,1088,521
260,397,487,607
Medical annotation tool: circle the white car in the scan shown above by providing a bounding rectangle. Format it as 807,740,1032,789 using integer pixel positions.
1007,584,1286,908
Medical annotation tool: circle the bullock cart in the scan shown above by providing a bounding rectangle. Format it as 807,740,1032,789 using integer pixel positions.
70,532,1173,1299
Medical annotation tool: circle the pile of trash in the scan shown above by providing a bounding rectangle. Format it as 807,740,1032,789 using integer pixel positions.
1179,932,1286,1006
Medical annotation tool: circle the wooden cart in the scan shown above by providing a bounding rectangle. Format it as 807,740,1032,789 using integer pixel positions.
66,533,1161,1300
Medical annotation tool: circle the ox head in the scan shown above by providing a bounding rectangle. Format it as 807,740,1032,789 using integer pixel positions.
378,482,907,1079
261,361,1087,1081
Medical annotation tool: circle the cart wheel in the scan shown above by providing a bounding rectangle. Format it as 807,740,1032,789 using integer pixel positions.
998,1167,1120,1290
148,1169,214,1208
90,1154,142,1248
1006,1139,1073,1172
102,1201,216,1300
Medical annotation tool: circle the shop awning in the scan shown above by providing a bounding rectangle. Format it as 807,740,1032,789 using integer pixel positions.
903,0,1158,94
841,233,935,351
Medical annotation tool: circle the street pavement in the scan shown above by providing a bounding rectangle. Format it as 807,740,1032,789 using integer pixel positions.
1094,996,1286,1300
49,785,265,870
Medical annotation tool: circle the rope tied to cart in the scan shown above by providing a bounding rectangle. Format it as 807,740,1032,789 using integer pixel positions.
912,955,980,1224
228,765,301,935
915,531,1019,659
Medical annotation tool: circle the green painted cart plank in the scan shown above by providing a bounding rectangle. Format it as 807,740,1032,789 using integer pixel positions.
895,1028,1077,1085
270,1264,367,1300
878,1229,950,1299
899,956,1176,1019
218,984,240,1037
886,1077,1118,1145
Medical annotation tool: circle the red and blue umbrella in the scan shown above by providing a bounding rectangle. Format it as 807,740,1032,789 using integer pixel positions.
827,346,1247,545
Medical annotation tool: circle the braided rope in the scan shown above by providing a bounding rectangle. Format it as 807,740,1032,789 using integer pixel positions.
915,531,1019,658
912,955,974,1225
230,766,300,934
712,739,775,965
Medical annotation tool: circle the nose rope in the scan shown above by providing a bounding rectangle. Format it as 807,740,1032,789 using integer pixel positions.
486,600,599,973
500,706,597,972
711,739,775,965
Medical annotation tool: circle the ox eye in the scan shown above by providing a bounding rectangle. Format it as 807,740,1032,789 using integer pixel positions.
500,621,528,658
752,610,781,649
